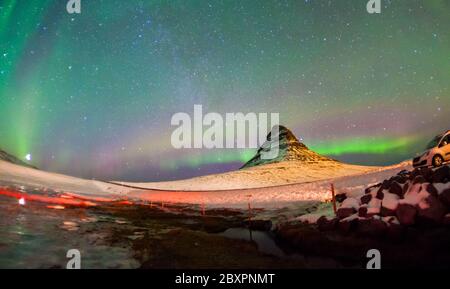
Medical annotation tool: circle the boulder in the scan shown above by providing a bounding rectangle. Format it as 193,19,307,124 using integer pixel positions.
397,169,410,176
417,195,446,224
380,206,396,217
337,208,356,219
337,198,360,219
410,167,432,182
360,194,372,205
365,184,380,194
389,182,403,197
420,167,433,182
439,188,450,207
431,165,450,183
425,183,438,197
412,175,427,185
358,206,368,218
396,203,417,225
404,183,422,197
409,169,421,180
391,175,408,184
376,189,384,200
335,193,347,203
380,179,392,191
366,198,382,217
381,193,399,217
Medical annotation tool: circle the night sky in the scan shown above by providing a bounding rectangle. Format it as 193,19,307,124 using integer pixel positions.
0,0,449,181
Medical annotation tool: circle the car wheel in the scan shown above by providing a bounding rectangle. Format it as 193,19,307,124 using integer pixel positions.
432,155,444,167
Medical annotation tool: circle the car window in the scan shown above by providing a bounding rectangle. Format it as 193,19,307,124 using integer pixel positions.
443,135,450,146
427,135,443,149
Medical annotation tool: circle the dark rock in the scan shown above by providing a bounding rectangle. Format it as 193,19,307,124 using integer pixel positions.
358,206,368,218
335,193,347,203
389,182,403,197
419,167,433,182
317,216,338,231
398,169,410,176
376,189,384,200
380,206,396,217
425,183,438,197
409,167,432,182
431,165,450,183
391,175,408,184
381,180,392,191
417,195,446,224
360,194,372,205
365,184,380,194
336,208,356,219
439,188,450,207
412,175,427,185
356,218,387,237
409,169,420,180
396,203,417,225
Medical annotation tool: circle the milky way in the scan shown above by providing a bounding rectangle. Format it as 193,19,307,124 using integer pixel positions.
0,0,449,181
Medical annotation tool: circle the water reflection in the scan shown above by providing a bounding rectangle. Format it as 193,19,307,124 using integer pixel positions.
219,228,286,258
0,186,140,269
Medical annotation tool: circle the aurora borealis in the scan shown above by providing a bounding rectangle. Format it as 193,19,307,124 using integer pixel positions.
0,0,449,181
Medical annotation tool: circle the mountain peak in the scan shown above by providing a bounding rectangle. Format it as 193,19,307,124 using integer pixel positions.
241,125,335,169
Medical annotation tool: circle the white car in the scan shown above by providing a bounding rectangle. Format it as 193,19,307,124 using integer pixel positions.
413,130,450,168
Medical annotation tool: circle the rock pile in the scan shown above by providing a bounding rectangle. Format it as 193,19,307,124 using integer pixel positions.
322,165,450,236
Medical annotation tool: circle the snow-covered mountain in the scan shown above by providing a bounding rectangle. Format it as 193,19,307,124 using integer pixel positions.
120,126,389,191
241,125,334,169
0,149,35,169
0,140,411,209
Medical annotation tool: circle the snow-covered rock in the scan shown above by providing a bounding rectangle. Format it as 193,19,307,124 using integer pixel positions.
396,203,417,225
241,125,335,169
381,192,399,216
417,194,446,223
360,194,372,204
337,197,360,219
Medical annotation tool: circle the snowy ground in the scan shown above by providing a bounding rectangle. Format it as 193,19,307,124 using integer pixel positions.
0,160,129,198
116,160,380,191
0,159,412,210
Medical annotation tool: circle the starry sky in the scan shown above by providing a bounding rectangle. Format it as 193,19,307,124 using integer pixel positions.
0,0,449,181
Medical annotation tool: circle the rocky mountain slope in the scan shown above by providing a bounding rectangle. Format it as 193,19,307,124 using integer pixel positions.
241,125,335,169
120,126,382,191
